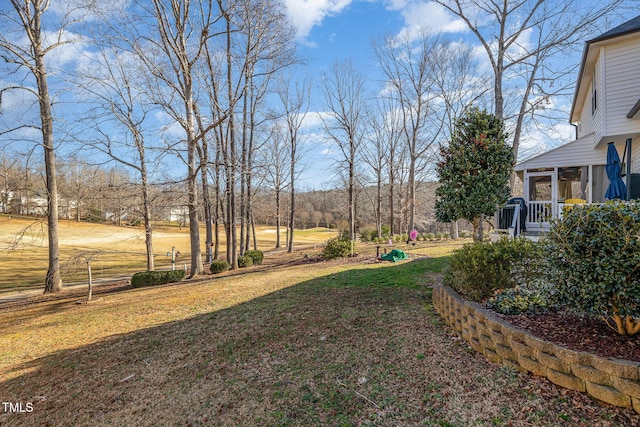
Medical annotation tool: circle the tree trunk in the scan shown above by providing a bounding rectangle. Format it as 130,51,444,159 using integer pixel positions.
214,139,222,261
141,167,154,271
186,89,203,277
449,221,459,240
275,186,281,248
251,213,257,251
287,170,295,253
224,10,237,269
87,261,93,302
239,90,248,256
376,168,382,238
348,157,355,241
409,156,416,232
472,216,485,242
471,217,481,242
35,39,62,294
201,159,213,266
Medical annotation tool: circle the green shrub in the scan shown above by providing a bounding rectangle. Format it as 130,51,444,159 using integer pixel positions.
381,225,390,239
443,237,543,302
322,236,353,259
210,260,230,274
339,229,351,240
544,200,640,336
487,285,556,315
426,233,435,241
237,255,254,268
359,228,378,242
131,270,186,288
244,250,264,265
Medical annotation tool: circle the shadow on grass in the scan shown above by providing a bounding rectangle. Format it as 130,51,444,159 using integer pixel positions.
1,257,638,427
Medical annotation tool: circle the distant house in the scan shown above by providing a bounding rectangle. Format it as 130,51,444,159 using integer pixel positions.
169,206,189,225
20,193,48,217
0,189,11,213
499,14,640,235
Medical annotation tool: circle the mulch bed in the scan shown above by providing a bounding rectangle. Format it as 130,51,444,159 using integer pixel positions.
497,310,640,362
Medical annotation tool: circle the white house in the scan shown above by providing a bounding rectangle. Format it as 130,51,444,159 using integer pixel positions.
503,14,640,235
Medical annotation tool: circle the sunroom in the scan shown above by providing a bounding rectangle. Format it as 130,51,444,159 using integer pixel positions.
494,135,639,237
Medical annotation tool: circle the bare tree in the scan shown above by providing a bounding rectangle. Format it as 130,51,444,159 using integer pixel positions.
373,32,445,235
235,0,297,255
199,23,235,264
57,157,101,222
321,60,368,242
261,122,289,248
75,44,161,270
433,0,626,162
0,0,86,292
430,40,490,140
136,0,221,277
64,250,103,302
0,151,21,213
275,75,310,253
361,105,388,239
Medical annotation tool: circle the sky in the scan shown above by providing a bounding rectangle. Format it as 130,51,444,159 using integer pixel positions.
284,0,472,188
279,0,586,189
0,0,631,191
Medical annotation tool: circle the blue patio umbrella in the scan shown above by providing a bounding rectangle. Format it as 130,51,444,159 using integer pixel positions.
605,142,627,200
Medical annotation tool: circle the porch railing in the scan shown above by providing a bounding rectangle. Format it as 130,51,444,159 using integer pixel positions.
494,203,523,237
527,201,553,224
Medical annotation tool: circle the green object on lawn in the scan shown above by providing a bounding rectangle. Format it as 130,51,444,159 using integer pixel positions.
380,249,409,262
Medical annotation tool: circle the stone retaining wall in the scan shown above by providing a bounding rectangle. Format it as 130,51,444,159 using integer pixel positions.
432,282,640,413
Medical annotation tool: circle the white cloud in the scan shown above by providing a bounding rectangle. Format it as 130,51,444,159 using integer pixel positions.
43,30,90,70
518,122,575,161
0,80,38,112
300,111,333,130
395,1,467,40
283,0,354,41
383,0,409,11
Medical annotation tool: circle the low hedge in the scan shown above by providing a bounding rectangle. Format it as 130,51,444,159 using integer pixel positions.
237,255,253,268
544,200,640,336
210,260,230,274
131,270,186,288
443,237,543,302
322,237,352,259
244,250,264,265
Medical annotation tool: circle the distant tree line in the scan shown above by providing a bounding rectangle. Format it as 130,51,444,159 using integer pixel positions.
0,152,466,237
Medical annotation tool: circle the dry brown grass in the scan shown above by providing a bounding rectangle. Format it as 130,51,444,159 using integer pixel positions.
1,250,638,426
0,214,336,291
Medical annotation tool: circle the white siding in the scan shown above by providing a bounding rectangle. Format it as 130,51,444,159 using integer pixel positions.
593,52,605,147
515,134,609,171
578,81,594,138
604,40,640,137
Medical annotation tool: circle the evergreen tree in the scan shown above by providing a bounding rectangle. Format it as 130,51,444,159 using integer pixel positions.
435,108,514,241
